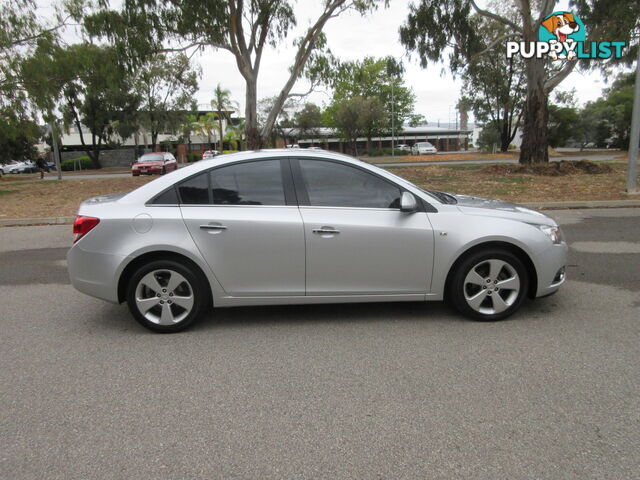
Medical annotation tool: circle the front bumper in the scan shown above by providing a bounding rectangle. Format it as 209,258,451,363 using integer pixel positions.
533,242,569,297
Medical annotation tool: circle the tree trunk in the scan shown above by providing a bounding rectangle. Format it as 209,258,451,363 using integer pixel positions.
519,59,549,164
245,78,261,149
218,114,224,152
500,117,511,152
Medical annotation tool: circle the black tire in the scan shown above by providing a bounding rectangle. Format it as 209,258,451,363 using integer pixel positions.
449,249,529,321
126,259,210,333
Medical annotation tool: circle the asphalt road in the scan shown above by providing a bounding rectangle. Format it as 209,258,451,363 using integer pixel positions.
1,208,639,479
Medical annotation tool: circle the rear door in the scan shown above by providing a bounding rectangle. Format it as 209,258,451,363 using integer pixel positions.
180,159,305,297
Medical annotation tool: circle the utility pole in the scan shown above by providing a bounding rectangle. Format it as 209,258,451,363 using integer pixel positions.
49,122,62,180
627,46,640,193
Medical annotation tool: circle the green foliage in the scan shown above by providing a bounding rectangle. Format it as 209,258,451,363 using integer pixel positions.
60,156,95,171
581,73,635,149
0,0,75,113
186,153,201,163
569,0,640,72
325,96,385,155
211,84,238,151
0,107,40,162
548,106,580,148
460,12,525,152
293,103,324,138
22,42,141,168
327,56,416,135
193,112,217,146
135,53,199,149
477,121,502,152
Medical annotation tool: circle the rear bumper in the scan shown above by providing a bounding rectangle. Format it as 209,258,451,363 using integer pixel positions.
533,242,569,297
67,243,125,303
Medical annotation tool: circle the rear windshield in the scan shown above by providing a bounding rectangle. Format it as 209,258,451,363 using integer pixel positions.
138,154,164,162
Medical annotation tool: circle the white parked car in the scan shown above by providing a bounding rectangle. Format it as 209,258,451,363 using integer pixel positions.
1,161,24,174
411,142,438,155
7,161,37,174
395,144,412,152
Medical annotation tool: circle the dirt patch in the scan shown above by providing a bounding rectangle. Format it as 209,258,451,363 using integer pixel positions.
480,160,613,177
0,176,155,219
393,161,631,203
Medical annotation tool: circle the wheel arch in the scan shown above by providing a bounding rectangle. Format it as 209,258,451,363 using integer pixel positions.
117,250,213,305
444,241,538,300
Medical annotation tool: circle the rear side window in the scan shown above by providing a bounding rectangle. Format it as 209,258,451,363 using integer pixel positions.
210,160,285,205
298,159,401,209
178,172,209,204
152,187,179,205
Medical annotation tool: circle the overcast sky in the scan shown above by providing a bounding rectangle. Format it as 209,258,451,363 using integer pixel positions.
49,0,618,124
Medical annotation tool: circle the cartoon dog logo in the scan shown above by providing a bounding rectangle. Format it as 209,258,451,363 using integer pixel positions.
540,12,581,60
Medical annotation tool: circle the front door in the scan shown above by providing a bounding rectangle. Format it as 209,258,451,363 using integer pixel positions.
179,159,305,297
294,159,434,296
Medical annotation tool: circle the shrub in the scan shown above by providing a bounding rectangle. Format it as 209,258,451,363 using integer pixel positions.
60,156,95,171
186,153,201,163
222,150,239,154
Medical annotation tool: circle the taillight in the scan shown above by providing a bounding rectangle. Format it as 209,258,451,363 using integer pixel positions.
73,216,100,243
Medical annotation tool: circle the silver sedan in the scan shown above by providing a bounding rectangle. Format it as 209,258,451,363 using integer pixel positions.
67,150,567,332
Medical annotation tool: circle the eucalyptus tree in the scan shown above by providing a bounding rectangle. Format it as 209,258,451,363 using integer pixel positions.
400,0,639,164
135,54,199,150
22,43,140,168
84,0,387,149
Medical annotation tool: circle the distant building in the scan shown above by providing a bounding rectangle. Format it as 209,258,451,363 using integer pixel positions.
280,125,473,153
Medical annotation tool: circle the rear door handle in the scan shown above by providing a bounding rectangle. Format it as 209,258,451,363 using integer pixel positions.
200,224,227,230
313,227,340,234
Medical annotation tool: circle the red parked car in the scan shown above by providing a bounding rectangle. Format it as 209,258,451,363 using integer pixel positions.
132,152,178,176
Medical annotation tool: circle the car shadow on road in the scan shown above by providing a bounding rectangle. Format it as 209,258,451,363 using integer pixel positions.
95,294,561,334
191,300,466,332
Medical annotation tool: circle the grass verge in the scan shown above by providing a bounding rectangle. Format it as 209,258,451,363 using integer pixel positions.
0,160,635,220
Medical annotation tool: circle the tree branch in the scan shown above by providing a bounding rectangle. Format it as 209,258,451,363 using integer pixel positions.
469,0,522,33
470,33,521,62
544,61,578,93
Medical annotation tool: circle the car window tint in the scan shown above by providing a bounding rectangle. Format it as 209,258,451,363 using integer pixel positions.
152,187,178,205
299,160,401,209
210,160,285,205
178,172,210,204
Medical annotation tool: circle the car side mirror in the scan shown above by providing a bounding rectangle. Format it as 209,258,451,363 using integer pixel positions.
400,192,418,213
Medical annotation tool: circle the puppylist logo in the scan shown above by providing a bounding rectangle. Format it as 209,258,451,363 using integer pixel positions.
506,11,626,60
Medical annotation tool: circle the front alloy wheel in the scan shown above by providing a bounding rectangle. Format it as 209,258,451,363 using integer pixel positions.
451,250,529,321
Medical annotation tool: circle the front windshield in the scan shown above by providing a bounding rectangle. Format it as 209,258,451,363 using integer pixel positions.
138,154,164,162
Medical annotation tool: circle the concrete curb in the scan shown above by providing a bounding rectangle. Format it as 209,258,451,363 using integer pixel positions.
522,200,640,210
0,217,75,227
1,200,639,227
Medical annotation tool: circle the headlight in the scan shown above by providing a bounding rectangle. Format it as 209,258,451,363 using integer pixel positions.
539,225,564,244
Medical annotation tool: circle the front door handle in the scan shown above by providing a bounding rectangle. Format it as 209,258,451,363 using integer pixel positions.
313,227,340,234
200,224,227,230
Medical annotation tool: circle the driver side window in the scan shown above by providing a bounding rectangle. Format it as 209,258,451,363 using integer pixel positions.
298,159,401,209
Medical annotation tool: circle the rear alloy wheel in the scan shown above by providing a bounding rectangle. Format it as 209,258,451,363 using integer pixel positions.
450,250,529,321
126,260,208,332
